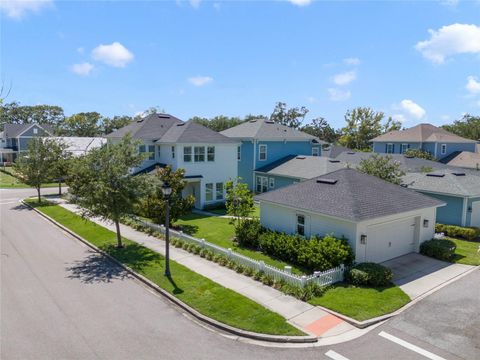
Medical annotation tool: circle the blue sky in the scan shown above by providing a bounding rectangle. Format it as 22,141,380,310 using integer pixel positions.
1,0,480,128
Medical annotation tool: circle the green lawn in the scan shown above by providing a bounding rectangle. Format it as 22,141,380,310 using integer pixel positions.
309,283,410,321
207,204,260,217
175,213,306,274
26,199,303,336
0,168,61,189
449,237,480,266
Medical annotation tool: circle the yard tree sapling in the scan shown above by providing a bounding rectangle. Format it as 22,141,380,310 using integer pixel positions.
357,154,406,185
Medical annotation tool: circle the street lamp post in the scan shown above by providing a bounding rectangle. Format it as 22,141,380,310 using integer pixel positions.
161,181,173,277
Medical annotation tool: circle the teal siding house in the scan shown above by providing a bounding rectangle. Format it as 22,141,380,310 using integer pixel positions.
371,123,477,161
221,119,325,190
402,171,480,227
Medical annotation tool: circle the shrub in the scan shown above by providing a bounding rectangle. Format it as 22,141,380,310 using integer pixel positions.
243,267,254,277
235,218,263,248
226,260,236,269
435,223,480,241
420,239,457,261
253,270,264,281
182,242,189,251
174,239,184,248
261,274,274,286
205,251,214,261
345,263,393,287
199,249,208,258
235,264,246,274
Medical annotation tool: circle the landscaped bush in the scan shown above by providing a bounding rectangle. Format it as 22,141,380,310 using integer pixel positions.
435,223,480,241
345,263,393,287
420,239,457,261
234,218,263,248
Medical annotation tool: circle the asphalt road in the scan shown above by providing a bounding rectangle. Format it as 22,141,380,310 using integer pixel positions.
1,188,478,360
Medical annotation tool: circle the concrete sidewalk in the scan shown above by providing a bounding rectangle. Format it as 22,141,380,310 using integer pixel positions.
52,198,357,339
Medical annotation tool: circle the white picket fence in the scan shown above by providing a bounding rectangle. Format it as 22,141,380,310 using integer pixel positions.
135,217,345,288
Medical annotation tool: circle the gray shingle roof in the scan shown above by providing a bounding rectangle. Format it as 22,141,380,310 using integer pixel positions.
255,168,444,222
402,171,480,197
105,113,183,140
322,145,352,158
255,155,346,179
445,151,480,170
371,123,477,143
4,123,54,137
220,118,326,143
157,120,238,144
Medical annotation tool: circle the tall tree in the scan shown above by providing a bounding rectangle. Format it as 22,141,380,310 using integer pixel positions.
0,102,65,130
102,115,133,135
442,114,480,141
269,102,309,129
301,117,340,143
67,136,145,248
58,112,102,137
338,107,386,151
190,115,244,132
357,154,406,185
14,138,68,202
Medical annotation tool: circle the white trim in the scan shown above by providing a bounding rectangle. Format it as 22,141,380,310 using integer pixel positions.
461,197,467,227
378,331,446,360
440,143,447,155
252,139,257,187
16,123,53,137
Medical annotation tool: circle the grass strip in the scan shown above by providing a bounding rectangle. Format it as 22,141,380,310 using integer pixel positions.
26,199,304,336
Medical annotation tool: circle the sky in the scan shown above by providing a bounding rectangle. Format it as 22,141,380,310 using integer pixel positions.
1,0,480,129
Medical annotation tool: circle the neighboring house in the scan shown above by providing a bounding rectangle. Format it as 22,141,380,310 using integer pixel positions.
220,119,326,190
321,145,352,158
443,151,480,171
255,168,444,263
402,171,480,228
106,113,239,209
254,155,345,193
0,123,54,163
371,123,477,160
49,137,106,157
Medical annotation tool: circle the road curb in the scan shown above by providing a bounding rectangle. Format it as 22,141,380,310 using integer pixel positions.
22,200,317,344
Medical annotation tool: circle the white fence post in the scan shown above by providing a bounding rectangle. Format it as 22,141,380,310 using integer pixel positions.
227,248,232,258
284,266,292,274
259,261,265,272
201,239,206,248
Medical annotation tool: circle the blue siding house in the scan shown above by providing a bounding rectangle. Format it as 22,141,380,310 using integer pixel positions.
371,123,477,161
221,119,325,190
402,171,480,227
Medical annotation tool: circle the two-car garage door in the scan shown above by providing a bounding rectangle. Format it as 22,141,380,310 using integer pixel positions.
365,217,417,263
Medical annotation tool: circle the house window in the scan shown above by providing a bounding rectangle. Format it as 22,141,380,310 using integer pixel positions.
139,145,146,153
386,143,394,154
296,215,305,236
33,128,38,134
171,146,175,159
269,177,275,189
441,144,447,155
148,145,155,160
157,146,161,159
216,182,224,200
194,146,205,162
183,146,192,162
256,176,268,193
312,147,319,156
401,144,410,154
237,146,241,161
205,183,213,202
207,146,215,162
259,144,267,161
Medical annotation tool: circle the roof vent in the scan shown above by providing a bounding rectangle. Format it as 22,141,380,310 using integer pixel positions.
176,123,185,127
452,172,466,176
316,178,338,185
136,118,144,123
265,120,275,124
249,119,257,123
296,156,306,160
347,151,356,155
426,173,445,178
158,114,170,119
329,159,340,163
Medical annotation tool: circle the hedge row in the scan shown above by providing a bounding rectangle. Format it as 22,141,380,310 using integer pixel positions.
435,223,480,241
420,239,456,261
345,263,393,287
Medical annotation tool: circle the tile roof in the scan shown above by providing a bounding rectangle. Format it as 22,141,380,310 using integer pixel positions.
4,123,54,138
220,118,326,143
255,155,346,179
445,151,480,170
255,168,444,222
371,123,477,143
402,171,480,197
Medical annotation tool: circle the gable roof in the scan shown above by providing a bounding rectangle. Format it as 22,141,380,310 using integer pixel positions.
255,155,346,179
105,113,183,140
371,123,477,144
157,120,238,144
322,145,352,158
444,151,480,170
4,123,54,138
220,118,325,143
49,137,106,156
255,168,444,222
403,171,480,197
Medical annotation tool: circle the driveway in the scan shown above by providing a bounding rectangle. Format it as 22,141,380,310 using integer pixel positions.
382,253,474,299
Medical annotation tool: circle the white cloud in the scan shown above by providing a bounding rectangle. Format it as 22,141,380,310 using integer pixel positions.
333,71,356,86
91,42,134,68
415,23,480,63
287,0,312,6
392,114,407,123
188,76,213,86
328,88,351,101
343,57,360,66
440,0,459,7
71,62,94,76
189,0,201,8
399,99,426,119
466,75,480,94
0,0,53,19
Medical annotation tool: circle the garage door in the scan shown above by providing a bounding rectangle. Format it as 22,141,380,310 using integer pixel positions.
471,201,480,227
366,217,416,263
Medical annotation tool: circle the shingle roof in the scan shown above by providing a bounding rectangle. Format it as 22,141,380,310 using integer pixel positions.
371,123,477,143
157,120,238,144
255,155,346,179
49,137,106,156
220,118,325,143
4,123,54,137
255,168,444,222
105,113,183,140
322,145,352,159
445,151,480,170
402,171,480,197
